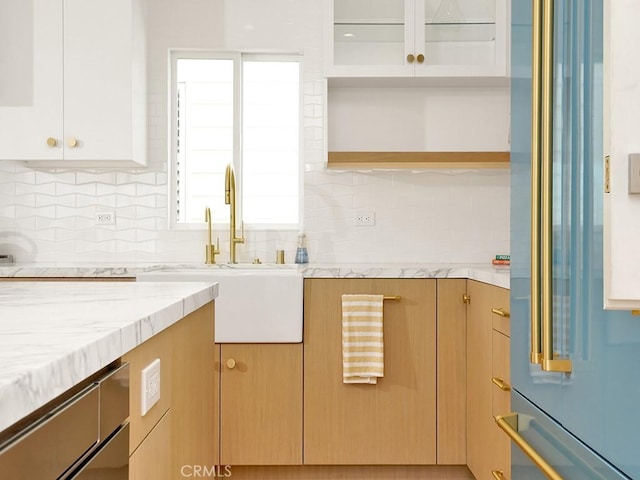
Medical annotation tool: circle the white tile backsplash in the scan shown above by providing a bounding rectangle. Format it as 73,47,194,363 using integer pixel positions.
0,0,510,266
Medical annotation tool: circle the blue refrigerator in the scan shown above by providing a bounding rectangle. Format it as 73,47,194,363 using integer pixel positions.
508,0,640,478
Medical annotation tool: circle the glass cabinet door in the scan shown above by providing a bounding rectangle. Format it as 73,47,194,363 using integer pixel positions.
332,0,407,68
420,0,506,75
326,0,507,77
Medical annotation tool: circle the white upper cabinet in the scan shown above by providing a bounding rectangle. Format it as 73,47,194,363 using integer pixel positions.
0,0,63,161
0,0,147,166
604,0,640,309
324,0,509,78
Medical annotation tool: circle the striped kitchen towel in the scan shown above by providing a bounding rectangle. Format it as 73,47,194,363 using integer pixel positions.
341,294,384,384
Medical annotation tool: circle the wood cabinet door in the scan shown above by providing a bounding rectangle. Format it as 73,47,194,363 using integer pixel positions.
171,302,219,469
466,280,494,480
220,344,303,466
436,279,467,465
304,278,437,465
491,329,511,479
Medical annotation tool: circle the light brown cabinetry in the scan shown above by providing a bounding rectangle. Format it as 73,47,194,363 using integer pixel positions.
491,304,511,480
436,279,468,465
172,302,219,469
124,301,217,476
466,280,510,480
129,410,172,480
303,278,437,465
122,325,173,454
220,343,303,465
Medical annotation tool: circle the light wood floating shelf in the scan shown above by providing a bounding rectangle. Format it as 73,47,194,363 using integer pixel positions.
327,151,510,169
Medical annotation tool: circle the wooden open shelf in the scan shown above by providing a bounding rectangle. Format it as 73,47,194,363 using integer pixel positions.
327,151,510,169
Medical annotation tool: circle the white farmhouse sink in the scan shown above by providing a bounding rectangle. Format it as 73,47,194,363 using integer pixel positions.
136,265,302,343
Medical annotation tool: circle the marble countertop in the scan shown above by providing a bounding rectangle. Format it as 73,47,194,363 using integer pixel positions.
0,281,218,433
0,263,510,289
300,263,510,289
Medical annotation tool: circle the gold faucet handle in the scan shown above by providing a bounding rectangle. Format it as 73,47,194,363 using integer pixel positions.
235,221,245,244
205,238,221,264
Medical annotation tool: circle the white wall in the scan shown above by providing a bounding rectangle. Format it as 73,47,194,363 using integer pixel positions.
0,0,510,265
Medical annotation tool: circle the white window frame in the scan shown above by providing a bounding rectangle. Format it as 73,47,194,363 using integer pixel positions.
168,49,304,230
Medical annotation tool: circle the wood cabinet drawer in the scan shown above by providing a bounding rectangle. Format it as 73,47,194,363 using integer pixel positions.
491,329,511,480
491,287,511,337
122,328,172,455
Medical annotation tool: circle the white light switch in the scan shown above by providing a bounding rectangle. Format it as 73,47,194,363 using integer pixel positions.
140,358,161,416
629,154,640,194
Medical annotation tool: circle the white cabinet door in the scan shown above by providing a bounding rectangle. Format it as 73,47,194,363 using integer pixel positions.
63,0,145,164
416,0,509,78
604,0,640,308
325,0,414,77
324,0,509,79
0,0,63,161
0,0,146,166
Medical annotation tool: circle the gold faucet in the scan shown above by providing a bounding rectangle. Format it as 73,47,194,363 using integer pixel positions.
224,164,244,263
204,206,220,264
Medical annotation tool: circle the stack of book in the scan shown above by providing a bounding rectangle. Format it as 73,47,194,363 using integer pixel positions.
492,254,510,266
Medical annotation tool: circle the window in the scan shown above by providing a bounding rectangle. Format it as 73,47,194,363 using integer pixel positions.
170,52,301,227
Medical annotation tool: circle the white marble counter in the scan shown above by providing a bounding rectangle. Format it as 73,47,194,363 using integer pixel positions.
0,263,510,289
0,281,218,433
300,263,510,289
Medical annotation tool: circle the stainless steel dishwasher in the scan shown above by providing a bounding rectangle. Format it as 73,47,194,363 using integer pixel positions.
0,362,129,480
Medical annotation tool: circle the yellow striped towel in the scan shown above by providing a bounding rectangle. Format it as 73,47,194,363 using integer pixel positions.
342,294,384,384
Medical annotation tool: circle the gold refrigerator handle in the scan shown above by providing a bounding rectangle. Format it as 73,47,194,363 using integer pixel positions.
540,0,571,373
530,0,543,365
495,413,563,480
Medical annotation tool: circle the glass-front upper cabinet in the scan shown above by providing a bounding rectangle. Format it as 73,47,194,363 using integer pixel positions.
325,0,509,78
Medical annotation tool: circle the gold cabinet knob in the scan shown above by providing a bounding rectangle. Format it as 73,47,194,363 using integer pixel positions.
462,293,471,304
407,53,415,63
226,358,236,369
67,138,78,148
417,53,425,63
46,137,57,147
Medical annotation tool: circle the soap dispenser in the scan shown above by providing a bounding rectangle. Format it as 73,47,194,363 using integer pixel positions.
295,232,309,264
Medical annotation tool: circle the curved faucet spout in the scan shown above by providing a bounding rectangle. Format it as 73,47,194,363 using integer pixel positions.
224,164,244,263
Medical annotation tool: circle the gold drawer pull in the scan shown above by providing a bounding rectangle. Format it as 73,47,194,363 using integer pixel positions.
383,296,400,301
226,358,236,369
491,377,511,391
462,293,471,304
46,137,57,147
492,308,510,318
492,471,506,480
407,53,415,63
416,53,425,63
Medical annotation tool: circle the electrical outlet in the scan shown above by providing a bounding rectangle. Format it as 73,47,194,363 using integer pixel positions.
354,212,375,226
96,212,115,225
141,359,161,416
